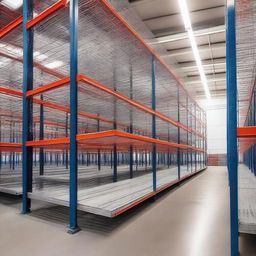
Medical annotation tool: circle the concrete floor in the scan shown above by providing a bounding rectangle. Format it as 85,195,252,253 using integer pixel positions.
0,166,255,256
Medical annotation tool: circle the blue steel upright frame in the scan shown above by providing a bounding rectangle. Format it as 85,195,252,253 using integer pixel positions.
177,87,181,180
226,0,239,255
68,0,80,234
22,0,34,214
39,95,44,176
151,55,157,191
129,63,134,179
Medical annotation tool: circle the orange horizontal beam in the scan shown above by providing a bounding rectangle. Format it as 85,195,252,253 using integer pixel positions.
34,98,128,127
0,84,204,138
27,0,69,29
26,137,69,147
110,130,204,152
27,130,205,152
26,77,70,97
0,53,205,131
0,86,128,128
237,127,256,138
26,75,202,134
0,16,23,39
0,142,22,148
0,87,23,97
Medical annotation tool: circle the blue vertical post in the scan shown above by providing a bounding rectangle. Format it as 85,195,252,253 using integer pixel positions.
113,144,117,182
39,95,44,175
186,97,189,172
113,68,117,182
22,0,33,214
152,55,157,191
129,63,134,179
226,0,239,255
12,124,15,170
68,0,80,234
9,122,12,169
97,114,101,171
177,87,181,179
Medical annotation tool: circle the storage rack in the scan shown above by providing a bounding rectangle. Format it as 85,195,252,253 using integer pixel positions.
0,0,207,233
227,0,256,255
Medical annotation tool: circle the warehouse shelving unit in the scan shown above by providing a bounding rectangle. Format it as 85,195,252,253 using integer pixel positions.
227,0,256,255
0,0,207,233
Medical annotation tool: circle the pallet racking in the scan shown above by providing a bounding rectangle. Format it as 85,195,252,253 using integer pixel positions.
0,0,207,233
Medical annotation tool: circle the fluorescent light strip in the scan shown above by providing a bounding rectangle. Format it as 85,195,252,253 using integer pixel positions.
178,0,211,99
44,61,64,69
1,0,23,10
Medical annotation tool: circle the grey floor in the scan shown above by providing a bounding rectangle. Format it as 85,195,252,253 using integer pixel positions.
0,166,255,256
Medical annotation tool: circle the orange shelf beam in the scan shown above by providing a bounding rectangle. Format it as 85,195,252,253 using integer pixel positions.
27,0,69,29
21,73,205,138
0,87,23,97
27,130,205,152
237,126,256,138
26,137,69,147
0,142,22,148
0,86,128,128
26,77,70,97
0,54,206,131
0,16,23,39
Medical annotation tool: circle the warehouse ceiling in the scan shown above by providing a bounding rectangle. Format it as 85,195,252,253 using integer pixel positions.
127,0,226,103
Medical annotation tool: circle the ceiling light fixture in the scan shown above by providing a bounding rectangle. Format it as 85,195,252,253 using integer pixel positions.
178,0,211,99
2,0,23,10
34,51,48,61
44,61,64,69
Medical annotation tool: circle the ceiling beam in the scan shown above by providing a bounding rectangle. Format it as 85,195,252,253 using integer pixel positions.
185,73,226,85
143,5,225,22
152,17,225,37
148,25,225,45
162,42,225,57
178,57,226,69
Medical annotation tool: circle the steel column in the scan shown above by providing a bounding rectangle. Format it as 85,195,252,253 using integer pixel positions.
226,0,239,255
177,87,181,179
152,55,157,191
97,114,101,171
129,64,134,179
39,95,44,175
68,0,80,234
113,68,117,182
22,0,34,214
